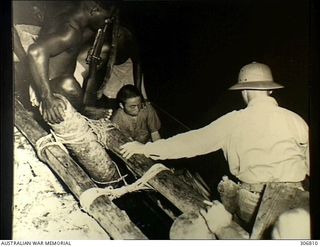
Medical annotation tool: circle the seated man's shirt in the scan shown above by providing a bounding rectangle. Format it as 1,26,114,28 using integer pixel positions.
111,102,161,143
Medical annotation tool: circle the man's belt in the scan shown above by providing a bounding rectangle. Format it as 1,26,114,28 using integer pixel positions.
240,181,303,193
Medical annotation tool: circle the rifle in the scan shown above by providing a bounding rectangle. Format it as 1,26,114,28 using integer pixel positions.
96,11,120,100
83,18,112,106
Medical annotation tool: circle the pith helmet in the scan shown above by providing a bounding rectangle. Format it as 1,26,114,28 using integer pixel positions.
229,62,284,90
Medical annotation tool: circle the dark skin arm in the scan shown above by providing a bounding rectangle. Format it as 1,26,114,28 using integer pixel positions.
83,62,100,106
27,24,81,124
83,24,142,104
83,20,113,106
13,27,35,82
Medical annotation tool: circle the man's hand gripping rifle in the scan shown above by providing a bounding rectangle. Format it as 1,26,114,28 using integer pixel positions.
83,18,113,106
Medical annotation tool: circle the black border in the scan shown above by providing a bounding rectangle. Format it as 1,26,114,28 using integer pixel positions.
2,0,320,240
309,0,320,240
0,0,13,240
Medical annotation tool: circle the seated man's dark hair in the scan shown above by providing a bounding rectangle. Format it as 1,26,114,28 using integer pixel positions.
116,84,144,104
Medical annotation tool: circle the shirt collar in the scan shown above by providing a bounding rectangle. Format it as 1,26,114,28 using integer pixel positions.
247,95,278,107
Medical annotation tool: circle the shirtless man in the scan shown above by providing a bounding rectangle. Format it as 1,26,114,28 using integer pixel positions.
27,1,141,124
13,1,45,106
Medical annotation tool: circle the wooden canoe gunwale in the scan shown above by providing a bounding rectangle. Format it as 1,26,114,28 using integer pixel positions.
14,98,147,240
14,97,249,239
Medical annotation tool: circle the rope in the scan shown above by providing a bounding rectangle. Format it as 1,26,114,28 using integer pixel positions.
35,94,123,183
35,130,70,161
36,129,128,186
79,163,172,212
35,118,115,158
35,95,116,158
36,125,128,187
35,96,172,211
92,161,129,186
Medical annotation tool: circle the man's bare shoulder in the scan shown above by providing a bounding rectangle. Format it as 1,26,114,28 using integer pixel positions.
36,21,84,49
40,20,82,37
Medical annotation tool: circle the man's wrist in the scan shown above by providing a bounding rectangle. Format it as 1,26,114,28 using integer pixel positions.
143,142,153,157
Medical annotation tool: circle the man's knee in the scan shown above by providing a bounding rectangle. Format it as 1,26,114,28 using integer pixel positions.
52,76,83,110
58,76,81,93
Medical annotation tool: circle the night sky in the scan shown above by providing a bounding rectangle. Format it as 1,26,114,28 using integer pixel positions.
119,0,312,128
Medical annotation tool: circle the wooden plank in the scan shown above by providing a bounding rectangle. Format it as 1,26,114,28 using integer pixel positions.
100,112,249,239
250,183,309,239
14,98,147,240
103,128,208,214
15,98,248,239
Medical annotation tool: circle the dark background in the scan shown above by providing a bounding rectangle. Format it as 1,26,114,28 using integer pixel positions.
121,0,310,125
2,0,320,239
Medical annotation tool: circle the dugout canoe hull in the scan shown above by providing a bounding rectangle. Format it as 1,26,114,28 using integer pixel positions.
14,97,248,239
14,98,147,240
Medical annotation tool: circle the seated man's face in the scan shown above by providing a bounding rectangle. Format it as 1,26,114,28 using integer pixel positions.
123,96,142,116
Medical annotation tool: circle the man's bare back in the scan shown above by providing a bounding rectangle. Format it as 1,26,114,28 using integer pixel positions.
27,1,140,124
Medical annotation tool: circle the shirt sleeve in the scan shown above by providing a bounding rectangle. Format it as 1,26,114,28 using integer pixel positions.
147,104,161,133
143,111,238,160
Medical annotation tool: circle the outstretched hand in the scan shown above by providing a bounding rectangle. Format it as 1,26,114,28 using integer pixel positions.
120,141,146,159
40,94,67,124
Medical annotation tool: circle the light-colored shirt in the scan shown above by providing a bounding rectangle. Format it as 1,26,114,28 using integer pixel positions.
102,58,134,99
143,96,309,184
112,102,161,144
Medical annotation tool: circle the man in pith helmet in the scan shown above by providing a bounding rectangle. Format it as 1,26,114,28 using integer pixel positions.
120,62,310,238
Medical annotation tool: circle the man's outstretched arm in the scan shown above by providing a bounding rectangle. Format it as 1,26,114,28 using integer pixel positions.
120,111,237,160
